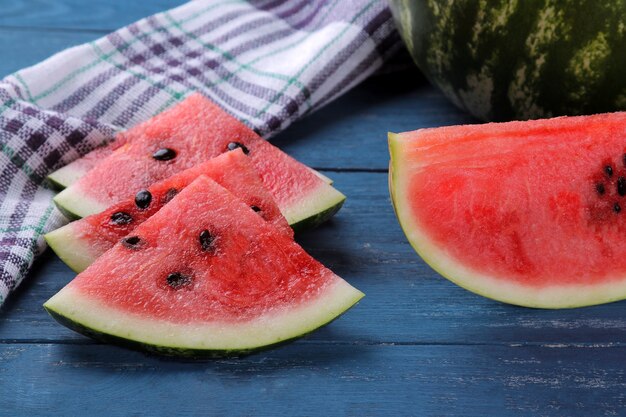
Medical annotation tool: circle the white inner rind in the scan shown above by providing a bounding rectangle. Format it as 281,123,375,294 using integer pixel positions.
281,182,345,225
45,223,101,273
54,177,344,224
47,163,88,189
44,278,364,351
389,134,626,309
54,185,107,219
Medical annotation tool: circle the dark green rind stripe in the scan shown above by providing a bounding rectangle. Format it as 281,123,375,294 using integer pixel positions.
389,0,626,121
48,196,345,272
46,175,68,191
52,198,82,221
290,197,345,233
43,295,362,359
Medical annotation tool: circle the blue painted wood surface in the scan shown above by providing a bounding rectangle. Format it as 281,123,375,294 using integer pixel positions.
2,2,626,416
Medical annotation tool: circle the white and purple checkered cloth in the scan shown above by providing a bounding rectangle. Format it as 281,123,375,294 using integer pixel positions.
0,0,403,307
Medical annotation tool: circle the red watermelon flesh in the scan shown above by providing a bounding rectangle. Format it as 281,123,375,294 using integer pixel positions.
45,149,291,272
52,94,345,228
44,176,364,356
389,112,626,308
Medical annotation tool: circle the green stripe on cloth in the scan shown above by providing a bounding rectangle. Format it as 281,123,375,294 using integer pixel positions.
0,0,404,308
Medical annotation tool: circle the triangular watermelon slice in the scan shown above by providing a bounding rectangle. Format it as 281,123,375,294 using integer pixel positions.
45,149,291,273
51,94,344,230
44,176,363,357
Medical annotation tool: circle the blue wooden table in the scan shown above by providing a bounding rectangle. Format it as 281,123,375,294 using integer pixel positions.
2,2,626,416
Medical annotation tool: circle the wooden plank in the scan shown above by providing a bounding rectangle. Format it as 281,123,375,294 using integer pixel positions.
0,29,98,77
4,171,626,345
1,342,625,416
0,0,184,30
271,70,475,171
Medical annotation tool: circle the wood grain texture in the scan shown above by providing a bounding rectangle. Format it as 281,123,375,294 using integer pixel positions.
2,1,625,416
1,343,625,417
5,171,626,346
271,70,475,171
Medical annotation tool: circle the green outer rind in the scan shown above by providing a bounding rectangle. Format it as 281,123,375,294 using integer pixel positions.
53,187,106,220
387,0,626,121
290,195,345,232
46,174,69,191
48,185,345,273
388,132,626,309
43,284,364,358
52,178,345,226
44,298,360,358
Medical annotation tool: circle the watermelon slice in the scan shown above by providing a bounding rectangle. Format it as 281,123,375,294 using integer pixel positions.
51,94,344,229
44,176,363,357
45,149,291,272
47,145,334,189
389,112,626,308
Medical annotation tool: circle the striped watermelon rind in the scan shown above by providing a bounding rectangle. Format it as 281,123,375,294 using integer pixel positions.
44,279,362,357
388,0,626,121
52,176,345,229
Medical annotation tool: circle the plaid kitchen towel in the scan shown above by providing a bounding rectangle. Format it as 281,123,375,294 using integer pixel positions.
0,0,403,306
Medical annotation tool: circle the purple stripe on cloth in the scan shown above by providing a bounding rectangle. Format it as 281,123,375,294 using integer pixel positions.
0,0,403,307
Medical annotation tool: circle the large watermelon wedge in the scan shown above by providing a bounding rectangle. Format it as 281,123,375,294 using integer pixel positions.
390,112,626,308
45,149,291,273
44,176,363,357
52,94,344,230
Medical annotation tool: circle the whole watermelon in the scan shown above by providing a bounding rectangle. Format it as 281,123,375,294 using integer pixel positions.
388,0,626,121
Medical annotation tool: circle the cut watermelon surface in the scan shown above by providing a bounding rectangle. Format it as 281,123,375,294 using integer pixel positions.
47,145,334,189
45,149,291,273
44,176,363,357
390,112,626,308
52,94,344,229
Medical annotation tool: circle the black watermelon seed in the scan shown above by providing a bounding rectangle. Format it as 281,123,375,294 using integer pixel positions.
122,236,141,248
615,203,622,213
135,189,152,209
605,165,614,177
199,229,215,251
152,148,176,161
619,177,626,197
110,211,132,225
166,272,192,289
163,188,179,203
226,142,250,155
250,205,261,212
596,183,606,195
